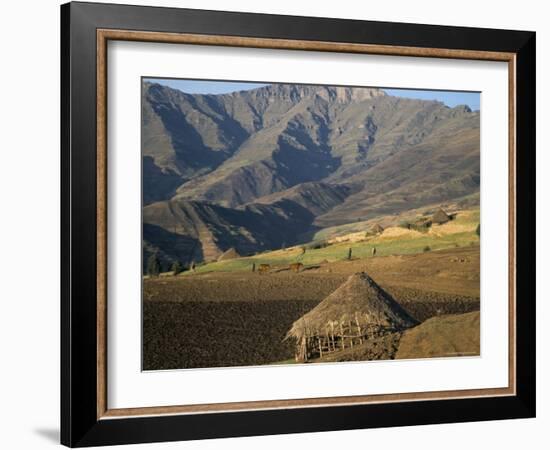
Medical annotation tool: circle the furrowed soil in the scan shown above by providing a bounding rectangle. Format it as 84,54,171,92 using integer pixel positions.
143,246,479,370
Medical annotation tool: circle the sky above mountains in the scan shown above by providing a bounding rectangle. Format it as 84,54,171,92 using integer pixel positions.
144,78,480,110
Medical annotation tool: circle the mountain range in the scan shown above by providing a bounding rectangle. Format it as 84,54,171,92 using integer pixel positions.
142,81,480,269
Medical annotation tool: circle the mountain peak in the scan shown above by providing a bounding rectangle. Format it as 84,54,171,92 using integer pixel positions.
324,86,386,103
246,83,385,103
453,104,473,113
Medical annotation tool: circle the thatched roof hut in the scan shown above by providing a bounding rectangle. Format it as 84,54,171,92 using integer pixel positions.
286,273,417,347
371,223,384,234
217,247,240,262
432,208,451,224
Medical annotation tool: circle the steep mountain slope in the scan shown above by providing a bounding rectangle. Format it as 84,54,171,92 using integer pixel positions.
142,82,250,204
143,197,322,266
170,86,385,206
142,81,479,267
251,182,351,217
316,111,480,226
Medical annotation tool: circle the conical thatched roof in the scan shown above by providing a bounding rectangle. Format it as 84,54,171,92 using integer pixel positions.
371,223,384,234
432,208,450,224
286,273,417,341
217,247,241,262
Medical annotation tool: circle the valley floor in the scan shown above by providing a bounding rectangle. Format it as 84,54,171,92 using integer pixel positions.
143,246,480,370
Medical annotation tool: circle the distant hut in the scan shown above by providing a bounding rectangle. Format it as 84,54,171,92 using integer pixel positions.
371,223,384,234
432,208,451,225
217,247,241,262
286,273,417,362
258,264,271,274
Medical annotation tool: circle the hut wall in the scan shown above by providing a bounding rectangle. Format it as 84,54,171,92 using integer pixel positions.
294,321,392,361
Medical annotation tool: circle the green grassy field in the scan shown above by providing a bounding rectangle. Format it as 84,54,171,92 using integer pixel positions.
181,209,479,275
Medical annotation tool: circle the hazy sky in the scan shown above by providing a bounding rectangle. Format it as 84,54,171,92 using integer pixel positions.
384,88,480,110
145,78,480,110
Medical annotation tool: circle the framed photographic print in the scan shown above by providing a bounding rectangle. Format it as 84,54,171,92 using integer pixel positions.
61,1,536,447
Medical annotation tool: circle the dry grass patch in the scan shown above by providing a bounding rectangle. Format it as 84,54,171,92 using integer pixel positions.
396,311,480,360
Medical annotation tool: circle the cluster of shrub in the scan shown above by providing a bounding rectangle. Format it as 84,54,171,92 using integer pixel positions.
398,218,433,232
301,239,330,251
146,254,187,277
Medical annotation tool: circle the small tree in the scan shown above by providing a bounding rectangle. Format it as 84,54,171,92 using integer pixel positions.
476,224,480,237
423,245,431,252
171,261,184,275
347,248,352,260
147,253,161,277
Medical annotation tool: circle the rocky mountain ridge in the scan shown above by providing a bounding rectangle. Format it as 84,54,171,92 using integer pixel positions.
142,82,479,268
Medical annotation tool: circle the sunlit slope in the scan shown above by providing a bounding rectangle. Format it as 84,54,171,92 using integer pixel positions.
184,208,479,275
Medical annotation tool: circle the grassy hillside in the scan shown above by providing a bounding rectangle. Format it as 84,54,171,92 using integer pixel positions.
313,202,479,240
181,208,479,275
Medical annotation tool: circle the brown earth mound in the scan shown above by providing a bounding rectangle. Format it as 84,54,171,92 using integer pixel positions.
396,310,480,359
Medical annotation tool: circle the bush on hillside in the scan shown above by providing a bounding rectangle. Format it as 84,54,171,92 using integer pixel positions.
303,240,329,250
147,254,161,277
171,261,184,275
